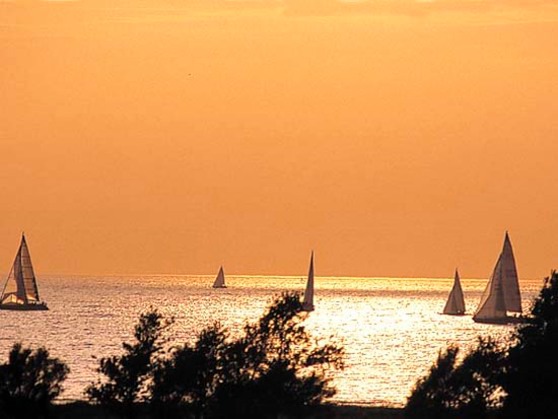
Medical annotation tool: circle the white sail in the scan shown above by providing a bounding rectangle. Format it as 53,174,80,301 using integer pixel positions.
500,232,522,313
0,234,47,310
473,232,521,322
212,266,226,288
302,252,314,311
443,269,465,315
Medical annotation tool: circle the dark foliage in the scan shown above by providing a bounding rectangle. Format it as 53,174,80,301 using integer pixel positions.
406,345,461,417
406,337,506,418
455,337,506,411
151,324,228,417
502,270,558,417
0,343,69,418
151,291,344,419
210,291,344,418
86,309,173,410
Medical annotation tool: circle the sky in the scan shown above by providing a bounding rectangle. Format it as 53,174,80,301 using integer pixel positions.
1,0,558,279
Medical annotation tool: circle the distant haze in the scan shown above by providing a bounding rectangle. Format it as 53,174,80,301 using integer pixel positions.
1,1,557,278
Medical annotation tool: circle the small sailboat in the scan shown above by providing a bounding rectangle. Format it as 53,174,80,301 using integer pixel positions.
0,234,48,311
302,251,314,312
473,232,522,324
212,266,226,288
443,269,466,315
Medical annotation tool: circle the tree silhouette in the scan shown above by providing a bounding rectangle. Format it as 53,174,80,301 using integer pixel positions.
210,292,344,418
0,343,69,419
503,270,558,417
406,345,461,417
406,337,506,418
151,323,228,417
86,309,173,410
151,291,344,418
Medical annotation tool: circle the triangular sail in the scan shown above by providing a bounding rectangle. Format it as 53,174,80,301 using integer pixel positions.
474,254,507,320
1,262,21,304
443,269,465,315
19,235,40,301
500,233,522,313
474,232,521,321
302,252,314,311
212,266,226,288
1,234,40,305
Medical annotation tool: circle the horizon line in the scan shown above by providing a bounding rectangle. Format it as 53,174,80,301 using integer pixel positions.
15,271,539,282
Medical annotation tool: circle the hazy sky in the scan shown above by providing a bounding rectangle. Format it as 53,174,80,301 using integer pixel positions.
1,0,558,278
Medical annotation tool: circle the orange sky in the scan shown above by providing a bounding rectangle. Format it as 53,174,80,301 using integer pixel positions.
1,0,558,278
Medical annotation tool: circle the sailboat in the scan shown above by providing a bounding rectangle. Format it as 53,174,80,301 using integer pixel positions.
0,234,48,311
473,232,522,324
212,266,226,288
443,269,466,315
302,251,314,312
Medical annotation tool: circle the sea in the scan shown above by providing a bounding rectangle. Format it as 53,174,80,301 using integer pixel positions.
0,275,542,407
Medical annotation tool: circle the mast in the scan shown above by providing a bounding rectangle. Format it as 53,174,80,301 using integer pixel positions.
302,251,314,311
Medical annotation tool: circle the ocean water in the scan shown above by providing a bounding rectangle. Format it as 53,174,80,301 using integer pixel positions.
0,275,541,407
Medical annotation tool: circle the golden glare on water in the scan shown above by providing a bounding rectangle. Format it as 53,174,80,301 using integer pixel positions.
0,275,541,406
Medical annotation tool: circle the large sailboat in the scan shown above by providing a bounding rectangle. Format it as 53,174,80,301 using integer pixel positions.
212,266,226,288
0,234,48,311
473,232,522,324
443,269,466,315
302,251,314,312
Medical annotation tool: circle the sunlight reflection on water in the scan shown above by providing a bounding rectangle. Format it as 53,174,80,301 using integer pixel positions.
0,275,541,406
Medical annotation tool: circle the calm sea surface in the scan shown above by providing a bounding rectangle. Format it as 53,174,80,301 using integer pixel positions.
0,275,542,406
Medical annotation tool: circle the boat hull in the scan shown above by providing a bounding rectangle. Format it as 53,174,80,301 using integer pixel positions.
473,315,524,325
212,285,227,289
0,302,48,311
